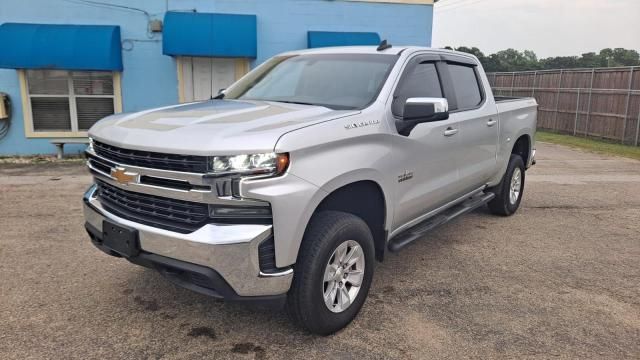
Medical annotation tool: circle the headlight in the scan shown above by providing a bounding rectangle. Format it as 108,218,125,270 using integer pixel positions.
87,137,95,152
210,152,289,176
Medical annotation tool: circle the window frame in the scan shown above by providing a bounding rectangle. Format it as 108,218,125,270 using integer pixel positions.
391,55,446,118
18,69,122,138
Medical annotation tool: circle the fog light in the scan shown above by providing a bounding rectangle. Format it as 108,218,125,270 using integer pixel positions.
208,205,272,219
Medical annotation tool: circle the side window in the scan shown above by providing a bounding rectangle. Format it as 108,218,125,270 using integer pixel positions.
448,64,483,110
392,62,443,117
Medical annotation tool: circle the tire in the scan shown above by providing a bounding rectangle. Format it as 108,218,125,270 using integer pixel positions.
487,154,525,216
287,211,375,335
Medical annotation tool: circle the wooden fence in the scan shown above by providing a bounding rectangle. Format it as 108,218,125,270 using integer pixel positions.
488,66,640,146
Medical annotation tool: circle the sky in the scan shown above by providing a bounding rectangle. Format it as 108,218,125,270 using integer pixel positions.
432,0,640,58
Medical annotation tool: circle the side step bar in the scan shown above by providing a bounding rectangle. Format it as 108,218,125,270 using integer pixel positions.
387,192,495,253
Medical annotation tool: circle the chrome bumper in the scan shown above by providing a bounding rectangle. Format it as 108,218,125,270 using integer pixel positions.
83,185,293,297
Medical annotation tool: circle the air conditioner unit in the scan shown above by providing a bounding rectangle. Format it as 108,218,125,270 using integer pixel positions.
0,93,8,119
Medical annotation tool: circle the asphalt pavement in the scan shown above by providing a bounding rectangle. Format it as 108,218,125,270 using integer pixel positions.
1,142,638,359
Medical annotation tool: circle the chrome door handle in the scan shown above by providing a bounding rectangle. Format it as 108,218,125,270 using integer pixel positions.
444,127,459,137
487,119,497,127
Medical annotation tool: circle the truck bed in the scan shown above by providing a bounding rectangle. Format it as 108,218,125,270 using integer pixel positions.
494,95,534,103
495,96,538,114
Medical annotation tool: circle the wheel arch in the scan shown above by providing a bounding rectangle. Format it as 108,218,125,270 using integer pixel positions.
309,178,389,262
512,134,532,166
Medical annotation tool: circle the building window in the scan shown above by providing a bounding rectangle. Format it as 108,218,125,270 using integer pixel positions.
20,70,122,137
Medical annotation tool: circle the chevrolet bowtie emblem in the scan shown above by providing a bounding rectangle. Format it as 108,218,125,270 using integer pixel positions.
111,167,139,185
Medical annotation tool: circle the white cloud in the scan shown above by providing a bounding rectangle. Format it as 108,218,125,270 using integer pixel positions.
432,0,640,57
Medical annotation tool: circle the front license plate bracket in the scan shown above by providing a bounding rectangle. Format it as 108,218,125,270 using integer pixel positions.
102,220,140,257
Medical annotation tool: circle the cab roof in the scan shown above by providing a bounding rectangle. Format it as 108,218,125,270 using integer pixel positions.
279,46,479,63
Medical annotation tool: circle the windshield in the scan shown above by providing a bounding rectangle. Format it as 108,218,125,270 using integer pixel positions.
223,54,398,110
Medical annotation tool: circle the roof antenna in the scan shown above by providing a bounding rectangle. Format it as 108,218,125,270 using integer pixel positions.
377,39,392,51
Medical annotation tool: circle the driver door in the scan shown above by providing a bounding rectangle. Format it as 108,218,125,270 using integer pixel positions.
390,57,465,231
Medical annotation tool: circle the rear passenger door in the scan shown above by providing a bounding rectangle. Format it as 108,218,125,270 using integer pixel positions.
443,60,498,193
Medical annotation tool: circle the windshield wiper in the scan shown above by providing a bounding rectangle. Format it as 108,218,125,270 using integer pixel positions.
268,100,316,106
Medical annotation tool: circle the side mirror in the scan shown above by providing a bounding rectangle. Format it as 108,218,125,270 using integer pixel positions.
403,97,449,122
396,97,449,136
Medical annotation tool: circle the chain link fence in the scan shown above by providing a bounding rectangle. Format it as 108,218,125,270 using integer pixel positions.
488,66,640,146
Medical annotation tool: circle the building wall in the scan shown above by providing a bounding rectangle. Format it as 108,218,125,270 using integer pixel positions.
0,0,433,155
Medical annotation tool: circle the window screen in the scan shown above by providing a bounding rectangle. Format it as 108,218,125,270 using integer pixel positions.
31,98,71,131
448,64,482,110
26,70,116,133
392,62,443,117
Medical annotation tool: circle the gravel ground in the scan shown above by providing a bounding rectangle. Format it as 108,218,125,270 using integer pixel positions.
1,142,639,359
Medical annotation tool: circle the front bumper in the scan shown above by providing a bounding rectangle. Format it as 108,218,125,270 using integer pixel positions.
83,185,293,299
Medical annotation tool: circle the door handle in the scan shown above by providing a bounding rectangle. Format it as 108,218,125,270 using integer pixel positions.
487,119,497,127
443,127,459,137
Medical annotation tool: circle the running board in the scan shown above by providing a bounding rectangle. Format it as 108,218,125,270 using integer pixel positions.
387,192,495,253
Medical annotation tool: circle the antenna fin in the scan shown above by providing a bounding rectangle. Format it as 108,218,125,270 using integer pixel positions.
377,39,392,51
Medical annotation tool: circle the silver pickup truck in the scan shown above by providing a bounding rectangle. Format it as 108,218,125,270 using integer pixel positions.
83,45,537,335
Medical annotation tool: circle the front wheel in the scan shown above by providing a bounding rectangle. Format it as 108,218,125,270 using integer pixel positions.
286,211,375,335
487,154,525,216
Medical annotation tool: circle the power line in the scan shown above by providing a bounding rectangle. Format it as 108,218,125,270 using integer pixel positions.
61,0,151,17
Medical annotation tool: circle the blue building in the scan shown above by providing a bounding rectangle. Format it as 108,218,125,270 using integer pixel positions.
0,0,434,156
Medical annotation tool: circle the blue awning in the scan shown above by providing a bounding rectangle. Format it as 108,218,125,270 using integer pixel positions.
163,12,257,58
307,31,381,48
0,23,122,71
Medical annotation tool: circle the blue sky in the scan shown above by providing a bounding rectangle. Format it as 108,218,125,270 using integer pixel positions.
432,0,640,57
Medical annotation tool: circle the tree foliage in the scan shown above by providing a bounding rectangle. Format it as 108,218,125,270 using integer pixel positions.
445,47,640,72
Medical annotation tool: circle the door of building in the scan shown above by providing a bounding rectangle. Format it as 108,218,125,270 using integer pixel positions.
178,57,249,102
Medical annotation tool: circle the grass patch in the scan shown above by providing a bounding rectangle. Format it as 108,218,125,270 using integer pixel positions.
537,131,640,161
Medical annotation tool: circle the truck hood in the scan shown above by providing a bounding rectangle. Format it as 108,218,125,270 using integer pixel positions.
89,99,359,155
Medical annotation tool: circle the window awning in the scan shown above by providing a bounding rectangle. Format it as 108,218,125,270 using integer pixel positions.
163,12,257,58
307,31,381,48
0,23,122,71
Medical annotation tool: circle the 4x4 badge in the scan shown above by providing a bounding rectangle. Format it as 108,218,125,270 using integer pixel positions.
398,171,414,183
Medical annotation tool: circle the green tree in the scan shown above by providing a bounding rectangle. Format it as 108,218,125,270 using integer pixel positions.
609,48,640,66
540,56,580,69
444,46,640,71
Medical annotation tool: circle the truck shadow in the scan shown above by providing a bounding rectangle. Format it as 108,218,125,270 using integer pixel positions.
117,207,498,340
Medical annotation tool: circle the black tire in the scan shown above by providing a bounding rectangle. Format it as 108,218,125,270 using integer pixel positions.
287,211,375,335
487,154,525,216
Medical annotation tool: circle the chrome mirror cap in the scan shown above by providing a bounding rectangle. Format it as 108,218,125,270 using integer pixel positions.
406,97,449,113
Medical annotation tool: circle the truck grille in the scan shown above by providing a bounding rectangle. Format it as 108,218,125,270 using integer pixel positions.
93,140,209,173
96,180,209,234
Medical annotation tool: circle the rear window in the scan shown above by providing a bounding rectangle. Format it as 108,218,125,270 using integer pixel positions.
448,64,482,110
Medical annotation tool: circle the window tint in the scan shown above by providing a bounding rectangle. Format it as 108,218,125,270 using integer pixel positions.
448,64,482,110
392,62,442,117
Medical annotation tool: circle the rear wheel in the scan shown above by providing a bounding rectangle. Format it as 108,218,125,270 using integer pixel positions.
488,154,525,216
287,211,375,335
